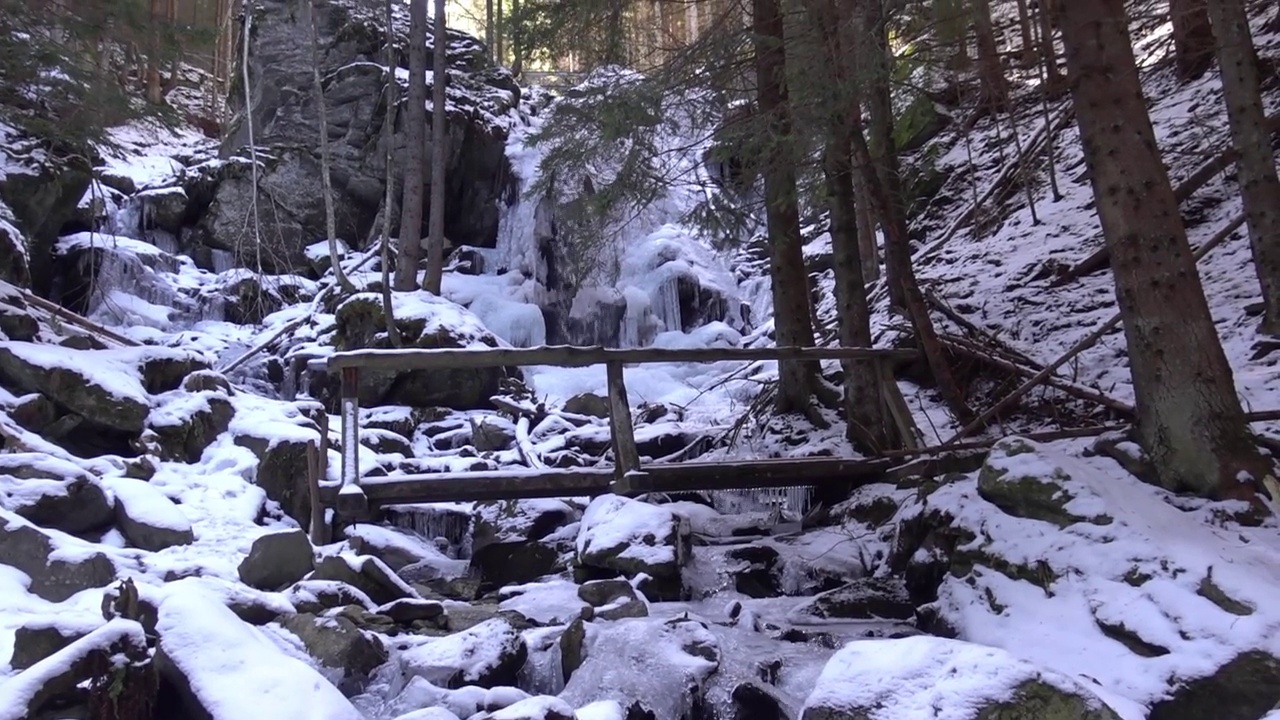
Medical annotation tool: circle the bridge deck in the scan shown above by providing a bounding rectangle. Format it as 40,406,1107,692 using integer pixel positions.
317,451,987,507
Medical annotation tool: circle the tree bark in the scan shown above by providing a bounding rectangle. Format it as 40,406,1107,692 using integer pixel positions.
423,0,448,294
972,0,1008,112
1170,0,1215,81
753,0,822,420
1058,0,1270,501
394,0,428,291
382,0,402,346
1205,0,1280,335
851,159,880,283
485,0,495,61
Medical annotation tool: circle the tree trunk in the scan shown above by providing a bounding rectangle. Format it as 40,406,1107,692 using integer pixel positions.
509,0,523,76
394,0,428,291
972,0,1008,113
1205,0,1280,335
753,0,822,420
495,0,504,66
854,0,974,426
485,0,495,61
309,0,356,294
1033,0,1065,95
935,0,971,71
858,0,906,309
382,0,402,346
851,161,880,283
1058,0,1270,501
423,0,448,294
1014,0,1038,67
1170,0,1215,81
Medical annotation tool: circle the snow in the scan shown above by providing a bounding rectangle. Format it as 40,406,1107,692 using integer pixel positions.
398,617,523,687
803,635,1113,720
499,580,589,625
155,582,363,720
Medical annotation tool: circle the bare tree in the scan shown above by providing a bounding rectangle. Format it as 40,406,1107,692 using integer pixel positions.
308,0,356,293
1032,0,1065,94
423,0,449,294
1204,0,1280,335
395,0,429,291
382,0,401,346
1058,0,1271,501
971,0,1008,113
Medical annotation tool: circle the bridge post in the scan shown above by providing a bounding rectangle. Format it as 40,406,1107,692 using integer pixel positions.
337,365,369,517
605,360,643,494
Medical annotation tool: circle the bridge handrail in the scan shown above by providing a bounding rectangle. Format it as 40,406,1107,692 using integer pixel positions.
326,344,916,371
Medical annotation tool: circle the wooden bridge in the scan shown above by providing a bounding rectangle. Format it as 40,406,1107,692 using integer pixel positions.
306,344,988,537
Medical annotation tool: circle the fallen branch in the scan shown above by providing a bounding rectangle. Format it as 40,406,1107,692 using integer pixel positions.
943,212,1246,445
514,415,545,470
941,334,1134,416
14,286,140,348
1050,114,1280,287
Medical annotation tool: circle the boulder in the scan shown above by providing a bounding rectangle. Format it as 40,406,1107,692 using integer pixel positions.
311,554,419,606
346,523,464,575
577,578,648,621
285,579,377,614
788,578,915,622
106,476,195,552
0,287,38,342
0,453,114,535
321,292,517,411
279,613,389,695
977,437,1113,528
0,343,150,433
471,541,564,591
232,430,314,527
563,393,609,418
0,510,117,602
1147,651,1280,720
399,617,529,689
576,495,691,600
239,528,315,590
0,141,92,294
801,636,1122,720
482,696,577,720
732,683,789,720
377,598,447,626
0,201,31,288
471,416,517,452
210,0,519,273
149,392,234,463
725,545,783,599
472,498,579,555
8,619,94,670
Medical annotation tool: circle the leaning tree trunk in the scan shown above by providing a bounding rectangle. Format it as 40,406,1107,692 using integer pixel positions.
395,0,429,291
1058,0,1271,501
1205,0,1280,335
851,160,880,284
423,0,449,293
1014,0,1038,67
1170,0,1215,81
1033,0,1065,94
753,0,823,421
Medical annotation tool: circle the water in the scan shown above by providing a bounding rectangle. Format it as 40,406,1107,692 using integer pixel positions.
385,504,474,558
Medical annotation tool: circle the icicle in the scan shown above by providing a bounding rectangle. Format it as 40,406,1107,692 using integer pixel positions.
385,505,472,553
211,249,236,274
652,274,682,334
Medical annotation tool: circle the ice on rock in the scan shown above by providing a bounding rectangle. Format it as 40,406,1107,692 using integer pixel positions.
470,294,547,348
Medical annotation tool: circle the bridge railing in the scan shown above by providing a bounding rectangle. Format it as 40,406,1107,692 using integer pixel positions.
315,345,918,524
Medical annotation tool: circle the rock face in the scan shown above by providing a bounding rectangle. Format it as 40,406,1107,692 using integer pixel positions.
802,636,1122,720
209,0,520,273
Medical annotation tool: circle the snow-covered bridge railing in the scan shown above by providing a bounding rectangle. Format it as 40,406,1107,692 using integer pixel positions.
314,344,929,530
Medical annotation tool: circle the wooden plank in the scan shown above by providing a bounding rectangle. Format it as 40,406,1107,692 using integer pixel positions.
606,360,641,493
319,468,617,505
337,366,367,515
328,345,919,372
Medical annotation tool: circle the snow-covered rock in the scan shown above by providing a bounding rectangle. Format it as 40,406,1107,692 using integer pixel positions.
277,612,389,695
0,509,118,602
155,583,363,719
575,494,691,600
801,636,1122,720
106,476,195,551
238,527,315,591
398,617,529,689
0,453,114,535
